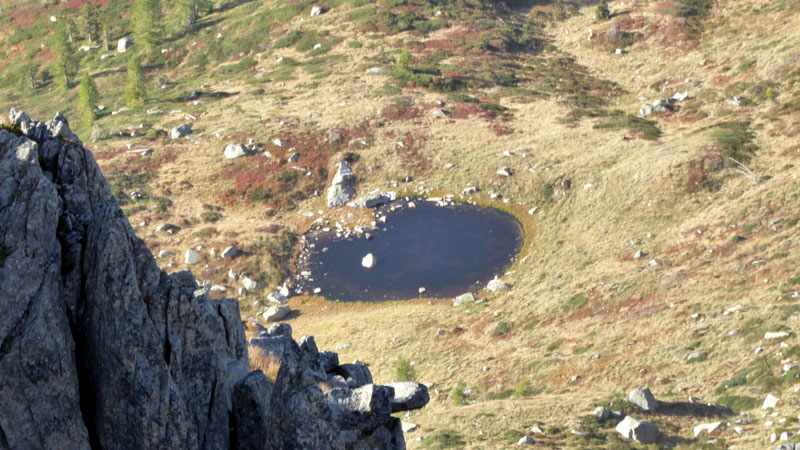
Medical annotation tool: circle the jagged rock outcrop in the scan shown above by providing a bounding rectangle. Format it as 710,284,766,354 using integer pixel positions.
0,111,427,450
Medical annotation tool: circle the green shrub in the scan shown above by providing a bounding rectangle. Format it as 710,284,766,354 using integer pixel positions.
710,121,757,162
274,30,303,49
202,211,223,223
766,87,778,102
452,380,466,405
595,0,610,21
154,196,172,213
513,380,534,398
394,358,417,382
347,40,364,48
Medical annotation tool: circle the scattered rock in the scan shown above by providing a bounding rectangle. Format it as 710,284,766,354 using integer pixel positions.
288,152,300,163
594,407,611,421
310,5,322,16
117,37,134,53
242,277,264,291
693,422,723,437
418,287,426,294
497,167,512,177
627,387,658,412
763,393,779,409
184,249,199,265
765,331,790,340
224,144,248,160
327,162,357,207
517,436,535,446
616,416,659,444
486,278,508,292
453,293,475,307
362,253,376,269
401,422,417,433
463,186,478,195
222,245,238,258
387,382,429,412
263,305,291,322
432,109,450,118
169,123,192,139
350,191,396,208
366,67,383,74
267,290,288,305
157,250,173,258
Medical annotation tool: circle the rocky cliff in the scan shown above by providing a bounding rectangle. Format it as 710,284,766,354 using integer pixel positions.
0,111,427,450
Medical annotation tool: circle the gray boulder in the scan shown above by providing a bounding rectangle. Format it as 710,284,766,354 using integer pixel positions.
170,123,192,139
628,387,658,411
327,162,356,207
224,144,248,159
117,37,134,53
221,245,238,258
453,292,475,306
615,416,659,444
350,191,396,208
264,305,291,322
387,382,430,412
335,362,374,388
327,184,356,208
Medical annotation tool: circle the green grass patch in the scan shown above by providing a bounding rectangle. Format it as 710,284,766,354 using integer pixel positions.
419,429,465,449
594,111,661,140
716,395,759,413
562,293,588,311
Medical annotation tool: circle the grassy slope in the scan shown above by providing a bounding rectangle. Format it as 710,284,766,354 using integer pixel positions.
3,0,800,448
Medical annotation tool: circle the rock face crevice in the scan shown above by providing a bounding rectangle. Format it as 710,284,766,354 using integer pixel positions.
0,111,427,450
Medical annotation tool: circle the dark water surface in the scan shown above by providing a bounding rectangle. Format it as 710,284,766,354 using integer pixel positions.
296,200,524,301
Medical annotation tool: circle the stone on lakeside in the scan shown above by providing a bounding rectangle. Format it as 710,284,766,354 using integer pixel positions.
263,305,291,322
362,253,376,269
453,292,475,307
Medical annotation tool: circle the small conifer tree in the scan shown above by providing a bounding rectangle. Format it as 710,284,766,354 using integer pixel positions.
126,55,147,108
78,73,100,127
596,0,611,21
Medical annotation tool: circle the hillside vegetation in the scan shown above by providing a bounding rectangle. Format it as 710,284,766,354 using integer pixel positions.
3,0,800,447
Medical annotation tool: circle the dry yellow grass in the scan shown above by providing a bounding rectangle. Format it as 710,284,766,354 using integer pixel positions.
248,345,282,385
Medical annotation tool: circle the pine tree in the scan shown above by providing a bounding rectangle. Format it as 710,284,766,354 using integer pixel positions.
596,0,611,21
78,73,100,127
134,0,164,56
126,55,147,108
178,0,212,29
82,3,101,45
52,22,77,92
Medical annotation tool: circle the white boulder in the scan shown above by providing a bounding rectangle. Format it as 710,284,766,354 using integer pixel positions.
362,253,376,269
